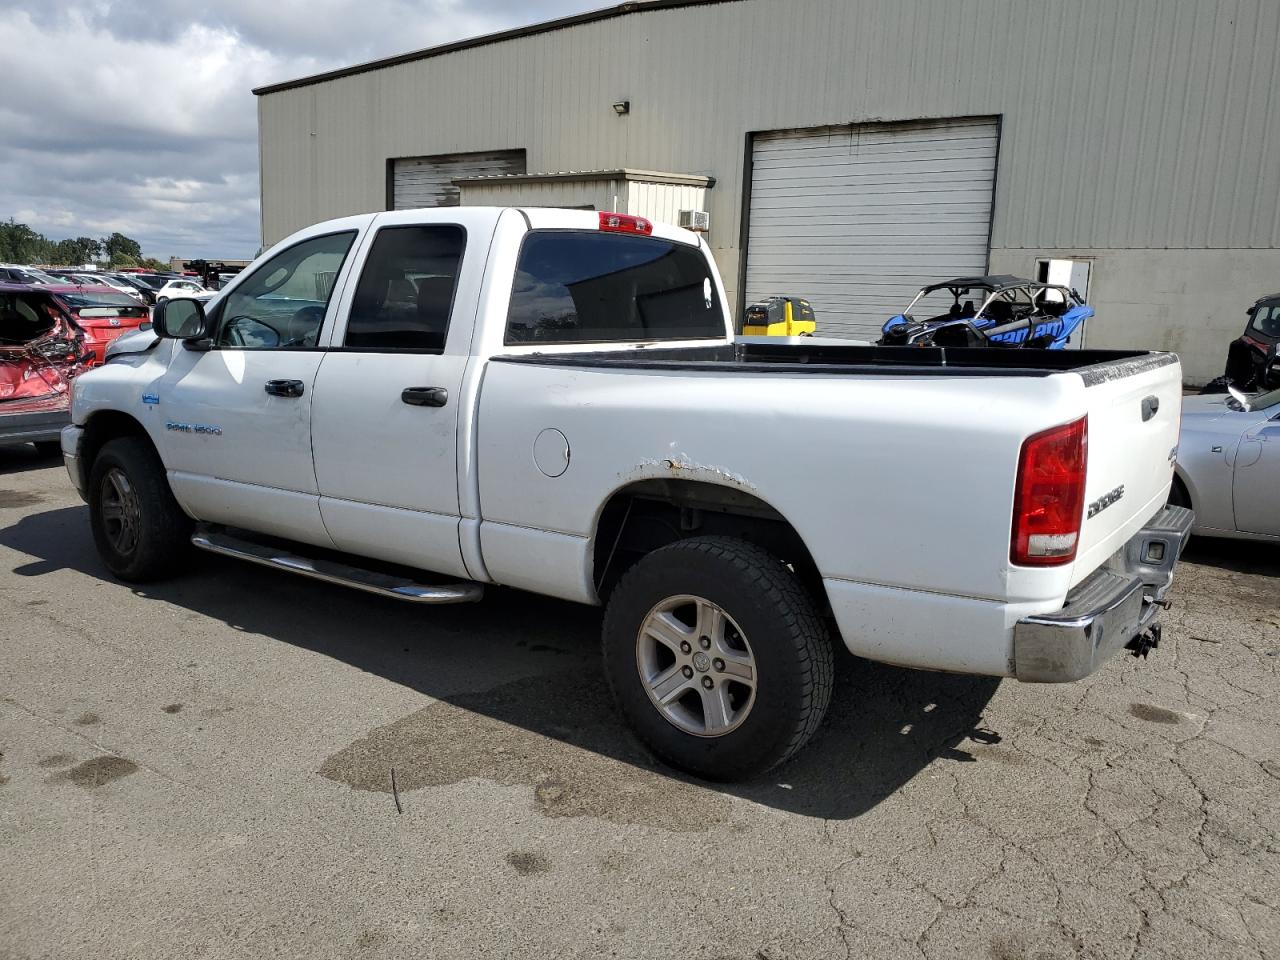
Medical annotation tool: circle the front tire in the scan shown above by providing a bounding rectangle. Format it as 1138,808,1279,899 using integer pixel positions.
33,440,62,457
88,436,193,582
602,536,834,781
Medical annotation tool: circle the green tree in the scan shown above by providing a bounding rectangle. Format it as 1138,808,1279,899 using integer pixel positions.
48,239,80,265
102,232,142,266
0,218,45,263
70,236,101,264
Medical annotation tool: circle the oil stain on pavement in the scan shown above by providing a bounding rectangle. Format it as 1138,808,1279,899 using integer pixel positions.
0,489,44,509
53,756,138,788
1129,703,1183,724
318,671,730,831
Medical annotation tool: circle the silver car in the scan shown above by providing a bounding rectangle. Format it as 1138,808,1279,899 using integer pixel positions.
1173,387,1280,542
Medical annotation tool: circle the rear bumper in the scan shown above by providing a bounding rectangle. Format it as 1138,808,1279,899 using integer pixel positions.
1013,504,1194,682
0,407,70,447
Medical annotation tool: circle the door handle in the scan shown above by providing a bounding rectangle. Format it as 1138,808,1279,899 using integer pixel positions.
401,386,448,407
264,379,305,398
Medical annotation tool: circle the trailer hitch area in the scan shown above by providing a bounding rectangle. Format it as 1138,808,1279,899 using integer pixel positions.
1127,623,1162,659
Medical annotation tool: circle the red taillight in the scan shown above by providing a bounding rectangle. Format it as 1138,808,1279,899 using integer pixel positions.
1011,416,1088,566
598,212,653,235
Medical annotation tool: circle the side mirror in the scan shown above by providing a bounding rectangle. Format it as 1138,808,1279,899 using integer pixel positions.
153,297,209,340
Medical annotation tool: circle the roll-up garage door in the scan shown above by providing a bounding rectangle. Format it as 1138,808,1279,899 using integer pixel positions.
744,118,998,340
390,150,526,209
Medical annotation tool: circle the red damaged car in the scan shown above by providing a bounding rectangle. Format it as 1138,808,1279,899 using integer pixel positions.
1,284,95,454
43,284,151,364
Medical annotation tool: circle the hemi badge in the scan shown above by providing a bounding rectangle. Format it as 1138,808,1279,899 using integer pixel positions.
142,394,160,405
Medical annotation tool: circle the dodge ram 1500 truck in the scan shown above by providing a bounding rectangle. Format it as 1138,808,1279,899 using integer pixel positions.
62,207,1192,781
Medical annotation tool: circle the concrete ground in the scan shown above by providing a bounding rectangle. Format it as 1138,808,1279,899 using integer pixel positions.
0,445,1277,960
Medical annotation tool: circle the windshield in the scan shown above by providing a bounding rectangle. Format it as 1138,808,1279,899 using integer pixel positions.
1248,300,1280,339
57,291,145,309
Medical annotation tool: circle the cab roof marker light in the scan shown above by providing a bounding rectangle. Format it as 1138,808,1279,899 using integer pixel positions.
598,212,652,235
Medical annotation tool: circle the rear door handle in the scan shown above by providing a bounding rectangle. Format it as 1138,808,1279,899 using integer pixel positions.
401,386,448,407
264,379,305,398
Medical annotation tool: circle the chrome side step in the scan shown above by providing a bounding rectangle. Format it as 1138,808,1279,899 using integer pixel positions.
191,528,484,604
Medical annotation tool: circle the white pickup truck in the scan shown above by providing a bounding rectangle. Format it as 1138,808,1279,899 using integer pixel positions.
62,208,1192,780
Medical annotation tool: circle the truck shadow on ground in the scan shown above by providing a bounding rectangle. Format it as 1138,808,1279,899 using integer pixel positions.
2,505,1003,823
0,444,63,477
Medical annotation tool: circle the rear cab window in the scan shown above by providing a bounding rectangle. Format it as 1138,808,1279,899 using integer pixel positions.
505,231,725,345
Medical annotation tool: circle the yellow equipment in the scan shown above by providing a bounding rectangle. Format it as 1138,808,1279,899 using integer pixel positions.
742,296,817,336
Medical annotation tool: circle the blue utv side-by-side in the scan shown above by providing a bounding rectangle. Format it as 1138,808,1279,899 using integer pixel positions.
878,275,1095,349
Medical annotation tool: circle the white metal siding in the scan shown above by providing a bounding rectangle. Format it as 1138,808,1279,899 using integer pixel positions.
458,179,622,211
392,150,525,208
745,118,998,340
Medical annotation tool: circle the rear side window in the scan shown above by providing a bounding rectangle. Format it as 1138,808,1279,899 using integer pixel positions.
505,231,725,344
344,225,464,351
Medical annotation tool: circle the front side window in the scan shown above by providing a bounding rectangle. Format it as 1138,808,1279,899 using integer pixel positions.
213,231,355,349
505,231,725,344
344,225,464,350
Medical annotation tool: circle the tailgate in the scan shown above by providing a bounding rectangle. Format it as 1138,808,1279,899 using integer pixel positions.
1071,355,1182,585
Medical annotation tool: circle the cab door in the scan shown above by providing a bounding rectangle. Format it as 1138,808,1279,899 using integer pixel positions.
1234,414,1280,537
310,212,487,579
158,228,361,548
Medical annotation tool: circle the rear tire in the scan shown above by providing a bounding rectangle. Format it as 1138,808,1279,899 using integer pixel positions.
602,536,833,781
1198,376,1230,395
88,436,192,582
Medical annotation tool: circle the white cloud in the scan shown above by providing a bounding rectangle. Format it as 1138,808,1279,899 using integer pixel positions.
0,0,601,260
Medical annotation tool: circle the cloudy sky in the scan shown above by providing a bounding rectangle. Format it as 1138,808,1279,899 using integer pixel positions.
0,0,601,261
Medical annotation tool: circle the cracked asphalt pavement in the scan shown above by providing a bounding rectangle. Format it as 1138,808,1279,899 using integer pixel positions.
1,445,1278,959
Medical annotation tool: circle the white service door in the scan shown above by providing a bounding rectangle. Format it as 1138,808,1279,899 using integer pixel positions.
1234,420,1280,537
745,117,999,340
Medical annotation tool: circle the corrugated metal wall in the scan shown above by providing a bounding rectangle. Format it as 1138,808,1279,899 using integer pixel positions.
259,0,1280,254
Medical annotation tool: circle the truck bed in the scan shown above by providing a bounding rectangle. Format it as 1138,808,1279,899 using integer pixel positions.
495,343,1178,385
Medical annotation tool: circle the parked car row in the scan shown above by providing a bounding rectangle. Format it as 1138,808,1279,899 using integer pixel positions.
4,264,216,307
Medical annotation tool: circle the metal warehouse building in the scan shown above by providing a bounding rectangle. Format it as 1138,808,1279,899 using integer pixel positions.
254,0,1280,382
